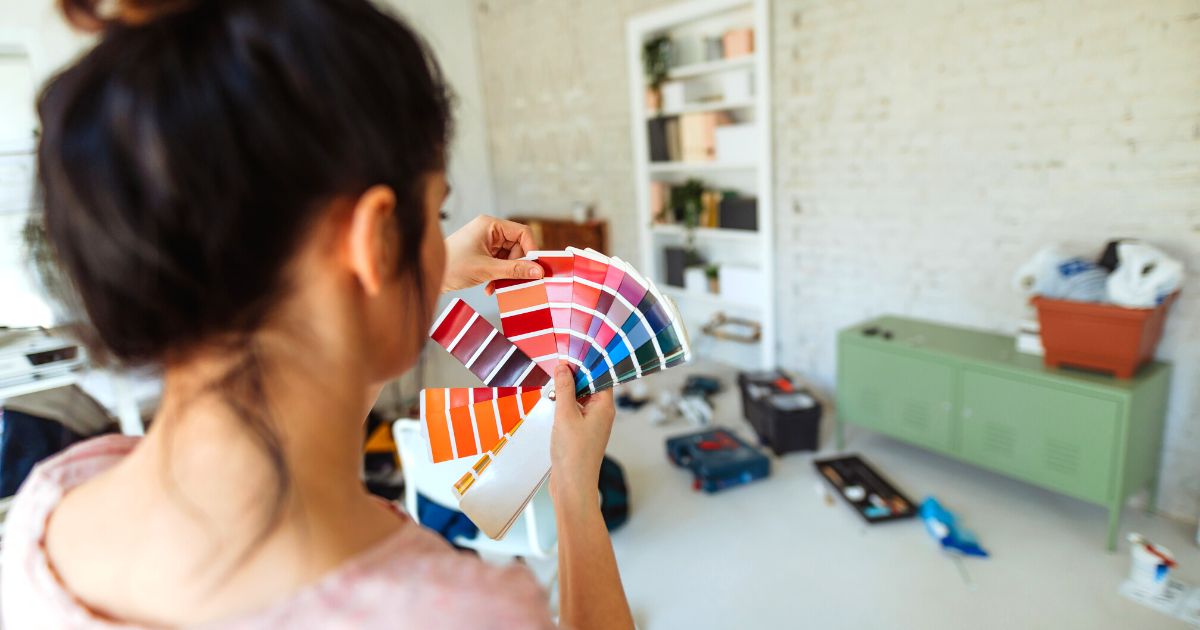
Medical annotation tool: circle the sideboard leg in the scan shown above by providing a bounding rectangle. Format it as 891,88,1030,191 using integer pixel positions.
835,420,845,451
1145,476,1158,516
1106,503,1121,552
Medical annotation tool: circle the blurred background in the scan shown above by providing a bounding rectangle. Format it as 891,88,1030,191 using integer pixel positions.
0,0,1198,628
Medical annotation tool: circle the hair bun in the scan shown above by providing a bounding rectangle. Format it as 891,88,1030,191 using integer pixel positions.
60,0,200,32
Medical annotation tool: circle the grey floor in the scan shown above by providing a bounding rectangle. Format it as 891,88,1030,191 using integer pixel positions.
415,348,1194,629
596,360,1193,630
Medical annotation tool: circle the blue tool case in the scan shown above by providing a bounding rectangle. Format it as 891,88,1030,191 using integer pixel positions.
666,428,770,492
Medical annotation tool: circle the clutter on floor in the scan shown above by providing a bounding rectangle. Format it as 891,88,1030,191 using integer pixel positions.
646,374,719,426
1119,533,1200,627
616,381,651,411
420,249,693,540
920,497,988,558
813,454,916,523
920,496,989,591
666,428,769,492
738,370,822,455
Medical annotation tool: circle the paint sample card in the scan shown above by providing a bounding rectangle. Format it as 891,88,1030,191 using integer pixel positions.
420,386,544,463
495,273,559,377
456,388,555,540
426,250,692,540
576,277,688,395
533,251,577,371
429,298,551,388
567,247,609,364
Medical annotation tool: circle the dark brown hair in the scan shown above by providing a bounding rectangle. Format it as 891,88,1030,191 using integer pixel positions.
35,0,452,560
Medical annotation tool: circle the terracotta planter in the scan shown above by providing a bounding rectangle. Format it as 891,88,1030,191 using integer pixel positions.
1032,292,1177,379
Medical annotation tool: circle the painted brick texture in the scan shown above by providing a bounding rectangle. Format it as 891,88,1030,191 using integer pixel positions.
471,0,679,264
472,0,1200,520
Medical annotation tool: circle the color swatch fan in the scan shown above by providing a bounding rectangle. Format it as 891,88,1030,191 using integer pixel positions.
421,249,691,539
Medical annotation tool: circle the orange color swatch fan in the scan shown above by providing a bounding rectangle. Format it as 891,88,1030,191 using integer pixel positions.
421,248,691,539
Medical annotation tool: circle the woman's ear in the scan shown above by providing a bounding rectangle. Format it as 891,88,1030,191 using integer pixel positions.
346,185,398,296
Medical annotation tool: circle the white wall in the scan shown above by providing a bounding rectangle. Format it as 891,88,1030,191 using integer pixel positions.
770,0,1200,520
468,0,1200,522
0,0,94,328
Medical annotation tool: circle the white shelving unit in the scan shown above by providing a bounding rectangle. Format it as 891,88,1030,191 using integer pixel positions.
626,0,775,370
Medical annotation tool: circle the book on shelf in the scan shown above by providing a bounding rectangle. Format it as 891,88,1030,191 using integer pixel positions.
681,111,732,162
665,117,681,162
647,117,669,162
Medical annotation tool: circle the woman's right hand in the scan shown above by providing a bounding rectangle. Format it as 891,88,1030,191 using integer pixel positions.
548,365,615,506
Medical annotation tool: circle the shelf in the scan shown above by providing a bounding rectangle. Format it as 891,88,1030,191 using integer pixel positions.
648,161,756,173
661,286,761,310
651,224,759,242
653,98,755,118
0,372,82,401
666,55,754,80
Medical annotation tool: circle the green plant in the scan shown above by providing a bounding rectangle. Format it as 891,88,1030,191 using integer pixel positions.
668,178,706,264
641,35,671,111
704,264,720,280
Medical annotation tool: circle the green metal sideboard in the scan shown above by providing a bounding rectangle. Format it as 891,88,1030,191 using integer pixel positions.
835,316,1170,550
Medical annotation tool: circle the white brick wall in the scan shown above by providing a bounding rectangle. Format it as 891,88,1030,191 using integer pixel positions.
472,0,1200,520
772,0,1200,520
471,0,679,264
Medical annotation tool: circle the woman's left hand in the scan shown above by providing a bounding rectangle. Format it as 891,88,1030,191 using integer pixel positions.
441,215,544,295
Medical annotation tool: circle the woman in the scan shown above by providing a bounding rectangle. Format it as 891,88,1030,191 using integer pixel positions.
1,0,636,628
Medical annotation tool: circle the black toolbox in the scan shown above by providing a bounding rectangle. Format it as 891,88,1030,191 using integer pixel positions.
737,370,822,455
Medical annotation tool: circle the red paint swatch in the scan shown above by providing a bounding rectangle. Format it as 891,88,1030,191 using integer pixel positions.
568,248,609,365
496,274,559,376
429,298,550,387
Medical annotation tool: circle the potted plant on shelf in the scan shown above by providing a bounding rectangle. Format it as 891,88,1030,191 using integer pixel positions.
705,264,721,295
670,178,706,266
642,35,671,114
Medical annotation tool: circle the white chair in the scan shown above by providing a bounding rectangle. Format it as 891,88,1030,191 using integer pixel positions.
392,419,557,559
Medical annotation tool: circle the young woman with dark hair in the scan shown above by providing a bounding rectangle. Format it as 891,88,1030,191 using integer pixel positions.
0,1,635,628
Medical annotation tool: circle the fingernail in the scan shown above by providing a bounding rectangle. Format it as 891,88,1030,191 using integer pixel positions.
527,264,543,279
555,364,570,377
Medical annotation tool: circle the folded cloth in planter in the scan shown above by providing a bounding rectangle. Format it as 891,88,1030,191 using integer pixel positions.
1107,241,1184,308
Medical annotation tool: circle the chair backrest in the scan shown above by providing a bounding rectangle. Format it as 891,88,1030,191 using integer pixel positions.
393,419,473,522
394,418,558,557
524,479,558,555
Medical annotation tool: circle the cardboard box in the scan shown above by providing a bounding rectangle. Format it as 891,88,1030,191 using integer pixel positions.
723,28,754,58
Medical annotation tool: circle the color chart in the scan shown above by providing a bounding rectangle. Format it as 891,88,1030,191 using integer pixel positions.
419,249,691,540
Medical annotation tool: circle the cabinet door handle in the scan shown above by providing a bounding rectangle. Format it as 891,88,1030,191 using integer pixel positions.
962,408,972,418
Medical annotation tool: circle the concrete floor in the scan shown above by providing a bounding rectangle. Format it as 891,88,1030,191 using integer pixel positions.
596,361,1195,630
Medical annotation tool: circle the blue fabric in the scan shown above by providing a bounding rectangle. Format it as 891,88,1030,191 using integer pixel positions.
417,493,478,543
0,409,80,497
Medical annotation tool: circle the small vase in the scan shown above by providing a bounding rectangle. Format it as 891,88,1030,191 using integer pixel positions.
645,87,661,113
708,277,720,294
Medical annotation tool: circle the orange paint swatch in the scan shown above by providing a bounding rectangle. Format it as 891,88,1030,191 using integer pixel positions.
471,400,501,453
423,389,453,463
448,406,478,458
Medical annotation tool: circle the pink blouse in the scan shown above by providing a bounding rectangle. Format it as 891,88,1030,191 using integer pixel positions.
1,435,557,629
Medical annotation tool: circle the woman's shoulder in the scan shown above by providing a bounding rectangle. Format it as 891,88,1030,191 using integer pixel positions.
234,522,556,629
